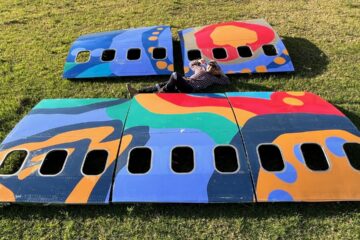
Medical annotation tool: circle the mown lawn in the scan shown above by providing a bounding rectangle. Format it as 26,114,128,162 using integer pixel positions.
0,0,359,239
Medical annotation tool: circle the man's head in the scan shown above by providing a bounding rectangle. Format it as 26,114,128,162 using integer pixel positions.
206,60,221,76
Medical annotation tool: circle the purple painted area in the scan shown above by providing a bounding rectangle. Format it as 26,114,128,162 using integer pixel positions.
113,128,217,203
109,28,155,75
294,144,305,164
268,189,293,201
325,136,346,157
3,109,110,143
275,162,297,183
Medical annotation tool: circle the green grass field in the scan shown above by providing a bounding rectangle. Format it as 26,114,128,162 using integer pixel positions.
0,0,359,239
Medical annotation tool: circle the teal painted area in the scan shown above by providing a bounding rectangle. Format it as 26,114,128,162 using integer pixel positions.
77,63,112,78
106,100,131,121
226,92,273,100
34,99,119,109
63,62,78,72
125,100,238,143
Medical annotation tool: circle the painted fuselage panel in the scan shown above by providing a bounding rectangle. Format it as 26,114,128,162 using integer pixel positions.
63,26,174,78
227,92,360,202
0,99,130,204
112,93,255,203
179,19,294,77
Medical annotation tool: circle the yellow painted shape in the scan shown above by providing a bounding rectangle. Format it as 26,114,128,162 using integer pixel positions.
0,127,116,155
148,47,154,53
65,135,133,204
135,94,255,125
241,68,252,73
156,61,167,69
148,36,158,41
18,165,40,180
0,184,15,202
283,97,304,106
256,65,267,72
210,26,258,48
232,108,257,126
31,153,46,162
287,92,305,97
167,64,174,71
274,57,286,65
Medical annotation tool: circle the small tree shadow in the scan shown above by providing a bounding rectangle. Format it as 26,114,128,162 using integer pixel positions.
283,36,329,78
227,37,329,81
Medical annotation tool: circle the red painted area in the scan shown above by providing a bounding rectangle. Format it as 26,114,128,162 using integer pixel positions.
157,94,231,108
194,21,275,61
228,92,345,116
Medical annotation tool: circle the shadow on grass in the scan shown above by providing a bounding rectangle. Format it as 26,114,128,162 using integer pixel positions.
2,202,360,220
336,105,360,129
283,36,329,78
228,36,329,81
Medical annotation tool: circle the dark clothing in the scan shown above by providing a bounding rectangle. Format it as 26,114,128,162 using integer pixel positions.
186,60,230,90
138,72,194,93
187,71,229,90
138,60,230,93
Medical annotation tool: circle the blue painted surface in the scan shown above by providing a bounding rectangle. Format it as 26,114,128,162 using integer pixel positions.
63,26,174,78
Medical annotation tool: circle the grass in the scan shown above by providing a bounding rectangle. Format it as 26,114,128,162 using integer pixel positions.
0,0,359,239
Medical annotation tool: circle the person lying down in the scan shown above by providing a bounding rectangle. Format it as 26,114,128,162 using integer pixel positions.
126,59,230,97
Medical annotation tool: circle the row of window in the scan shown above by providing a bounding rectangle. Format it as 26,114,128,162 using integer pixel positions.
128,146,239,174
187,44,278,61
0,143,359,176
128,143,360,174
75,47,167,63
0,149,108,176
259,143,360,172
75,44,278,64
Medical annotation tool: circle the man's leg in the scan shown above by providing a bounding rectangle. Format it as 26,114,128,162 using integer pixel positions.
165,72,194,93
161,72,179,92
138,84,161,93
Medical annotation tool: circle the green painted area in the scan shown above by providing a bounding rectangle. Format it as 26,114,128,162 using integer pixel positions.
0,0,359,239
34,99,119,109
106,100,131,121
63,62,77,72
77,63,112,78
125,100,238,144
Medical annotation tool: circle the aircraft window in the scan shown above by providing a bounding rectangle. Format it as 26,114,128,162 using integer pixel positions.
127,48,141,60
82,150,108,175
171,147,194,173
40,150,68,175
237,46,253,58
212,48,227,59
0,150,27,175
301,143,329,171
187,49,202,61
262,44,278,56
101,49,116,61
76,51,90,63
343,143,360,171
258,144,285,171
214,146,239,173
128,147,152,174
152,47,167,59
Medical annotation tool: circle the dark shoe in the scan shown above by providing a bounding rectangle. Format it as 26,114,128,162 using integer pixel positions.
126,83,138,98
